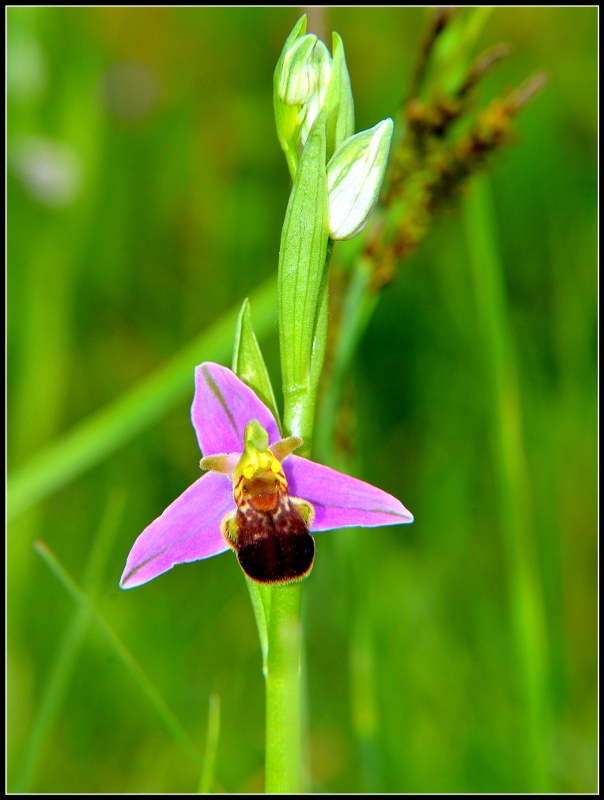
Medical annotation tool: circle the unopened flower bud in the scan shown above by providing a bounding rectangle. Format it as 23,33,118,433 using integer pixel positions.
278,34,319,106
326,118,393,240
296,40,331,146
277,34,332,148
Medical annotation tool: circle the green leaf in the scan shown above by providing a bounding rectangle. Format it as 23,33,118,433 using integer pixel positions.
274,14,307,180
325,32,355,161
278,108,329,445
232,298,281,431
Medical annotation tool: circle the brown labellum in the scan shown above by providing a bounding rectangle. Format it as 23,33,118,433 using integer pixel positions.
222,475,315,585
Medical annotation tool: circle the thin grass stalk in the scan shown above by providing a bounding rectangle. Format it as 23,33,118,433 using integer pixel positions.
33,541,204,773
197,694,221,793
8,279,277,522
13,490,126,792
463,175,550,792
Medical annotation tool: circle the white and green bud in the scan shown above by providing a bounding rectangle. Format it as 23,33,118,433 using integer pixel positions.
274,17,359,178
295,39,332,147
278,34,319,106
278,34,332,149
326,118,393,240
273,15,309,178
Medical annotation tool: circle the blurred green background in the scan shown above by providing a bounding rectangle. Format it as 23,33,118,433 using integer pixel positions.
7,7,597,793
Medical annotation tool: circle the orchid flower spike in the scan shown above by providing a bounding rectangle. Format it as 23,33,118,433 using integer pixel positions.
120,364,413,589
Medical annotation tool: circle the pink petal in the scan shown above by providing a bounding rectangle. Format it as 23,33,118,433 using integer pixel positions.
120,471,234,589
191,363,281,457
284,455,413,531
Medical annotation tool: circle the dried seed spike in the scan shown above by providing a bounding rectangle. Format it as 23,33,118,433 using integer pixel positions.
459,43,511,98
407,6,458,101
505,71,549,114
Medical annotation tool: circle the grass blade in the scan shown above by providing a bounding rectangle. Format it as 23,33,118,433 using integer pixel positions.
33,541,204,772
197,694,221,793
463,175,550,792
8,279,277,522
13,490,127,792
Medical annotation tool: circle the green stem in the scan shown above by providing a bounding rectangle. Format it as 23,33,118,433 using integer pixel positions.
264,237,333,794
264,582,302,794
314,254,378,464
267,113,333,793
463,175,550,792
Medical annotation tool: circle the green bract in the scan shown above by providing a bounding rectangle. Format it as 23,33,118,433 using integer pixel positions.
324,33,355,161
232,298,281,430
327,118,393,240
277,109,329,451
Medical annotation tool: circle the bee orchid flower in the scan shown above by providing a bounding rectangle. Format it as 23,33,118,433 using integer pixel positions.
120,363,413,589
